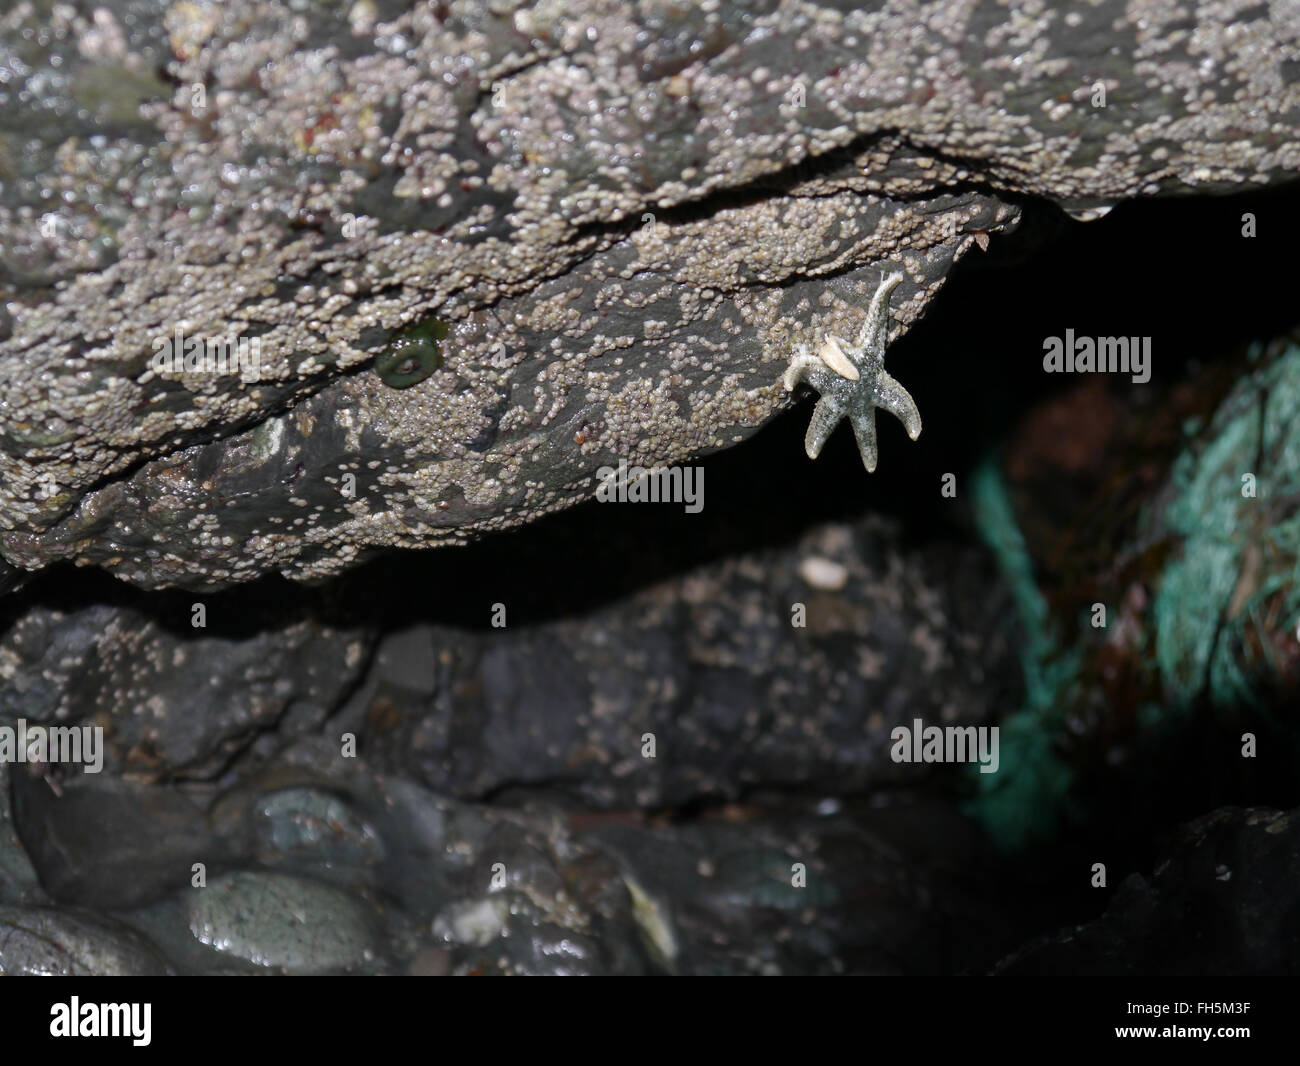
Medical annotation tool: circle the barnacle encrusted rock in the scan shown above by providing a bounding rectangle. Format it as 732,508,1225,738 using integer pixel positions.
2,0,1296,589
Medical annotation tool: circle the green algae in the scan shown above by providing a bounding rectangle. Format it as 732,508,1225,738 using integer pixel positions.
963,342,1300,851
965,452,1080,851
1152,342,1300,711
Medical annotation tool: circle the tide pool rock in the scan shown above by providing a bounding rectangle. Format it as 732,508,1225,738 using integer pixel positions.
0,905,171,976
187,871,381,973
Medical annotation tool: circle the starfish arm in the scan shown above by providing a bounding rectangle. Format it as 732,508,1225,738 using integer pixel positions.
804,394,847,459
874,370,922,440
857,271,903,352
848,406,880,474
783,349,826,392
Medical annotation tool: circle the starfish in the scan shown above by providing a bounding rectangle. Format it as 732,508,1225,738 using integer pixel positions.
782,271,922,474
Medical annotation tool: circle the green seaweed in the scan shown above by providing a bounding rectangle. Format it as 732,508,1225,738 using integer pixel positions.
964,452,1080,850
1152,342,1300,711
375,317,447,388
964,343,1300,851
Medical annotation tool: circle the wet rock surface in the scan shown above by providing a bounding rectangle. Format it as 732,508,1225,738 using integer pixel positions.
11,772,228,910
0,508,1026,974
186,870,383,972
0,764,44,907
2,0,1297,589
342,512,1014,808
0,904,171,976
5,746,1013,975
0,596,373,780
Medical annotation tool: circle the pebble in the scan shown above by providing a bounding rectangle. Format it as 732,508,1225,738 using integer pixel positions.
0,906,170,976
187,871,380,973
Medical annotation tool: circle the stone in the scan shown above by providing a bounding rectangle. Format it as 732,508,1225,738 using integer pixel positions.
1,0,1294,589
0,905,171,976
187,871,382,973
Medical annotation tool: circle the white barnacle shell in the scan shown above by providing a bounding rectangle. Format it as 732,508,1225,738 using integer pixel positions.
817,335,860,381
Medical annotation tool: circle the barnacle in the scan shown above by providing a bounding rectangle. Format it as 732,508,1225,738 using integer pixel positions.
375,318,448,388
